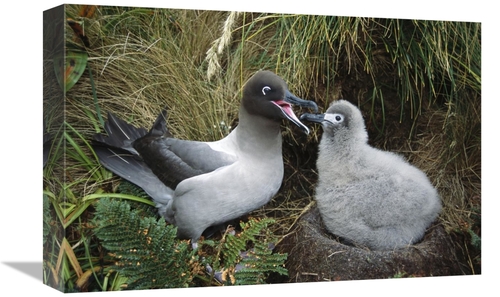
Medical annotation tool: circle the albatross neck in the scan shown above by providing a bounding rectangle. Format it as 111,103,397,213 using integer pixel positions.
234,106,283,155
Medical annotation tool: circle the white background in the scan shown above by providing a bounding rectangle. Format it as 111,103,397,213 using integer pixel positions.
1,1,495,296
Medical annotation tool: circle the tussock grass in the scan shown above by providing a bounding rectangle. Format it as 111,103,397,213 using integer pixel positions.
44,4,481,289
403,105,481,273
66,8,243,141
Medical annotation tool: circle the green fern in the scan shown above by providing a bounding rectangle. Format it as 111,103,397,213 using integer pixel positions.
117,180,149,199
234,244,288,285
117,181,158,218
93,198,193,289
93,196,287,288
206,218,288,285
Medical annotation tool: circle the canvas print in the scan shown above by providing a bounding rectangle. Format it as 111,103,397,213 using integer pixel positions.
43,4,481,293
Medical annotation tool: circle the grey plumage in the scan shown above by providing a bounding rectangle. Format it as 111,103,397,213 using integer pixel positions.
92,70,317,246
301,100,442,250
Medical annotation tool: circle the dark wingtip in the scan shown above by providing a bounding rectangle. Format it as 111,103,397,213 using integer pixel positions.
148,109,170,137
93,111,148,150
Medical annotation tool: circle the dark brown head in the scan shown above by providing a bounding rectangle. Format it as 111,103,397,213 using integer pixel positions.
241,70,317,134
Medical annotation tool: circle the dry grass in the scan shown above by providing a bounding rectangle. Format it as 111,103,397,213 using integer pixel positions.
64,8,243,140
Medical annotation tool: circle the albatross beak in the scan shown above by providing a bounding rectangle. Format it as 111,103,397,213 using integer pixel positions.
284,90,318,113
272,90,318,134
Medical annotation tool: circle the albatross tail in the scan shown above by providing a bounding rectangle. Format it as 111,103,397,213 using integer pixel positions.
92,111,174,218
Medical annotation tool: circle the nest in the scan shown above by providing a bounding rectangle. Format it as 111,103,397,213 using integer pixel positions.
275,206,467,282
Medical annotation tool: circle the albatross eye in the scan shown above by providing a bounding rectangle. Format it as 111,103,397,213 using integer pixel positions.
262,86,271,95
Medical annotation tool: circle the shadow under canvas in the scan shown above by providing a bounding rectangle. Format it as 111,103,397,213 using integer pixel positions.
3,262,42,282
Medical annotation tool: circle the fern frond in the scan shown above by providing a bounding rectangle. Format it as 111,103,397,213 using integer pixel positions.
117,181,158,218
93,198,193,289
206,217,288,285
235,250,288,285
117,180,149,199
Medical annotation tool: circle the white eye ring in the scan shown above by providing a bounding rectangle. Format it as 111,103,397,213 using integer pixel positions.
325,113,344,124
262,86,271,95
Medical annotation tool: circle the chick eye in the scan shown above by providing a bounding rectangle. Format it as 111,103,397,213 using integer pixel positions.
325,113,344,124
332,114,344,123
262,86,271,95
333,114,343,122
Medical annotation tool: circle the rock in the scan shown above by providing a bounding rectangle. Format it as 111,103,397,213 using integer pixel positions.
275,205,466,282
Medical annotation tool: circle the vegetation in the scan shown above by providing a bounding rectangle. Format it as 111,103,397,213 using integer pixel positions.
43,4,481,292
